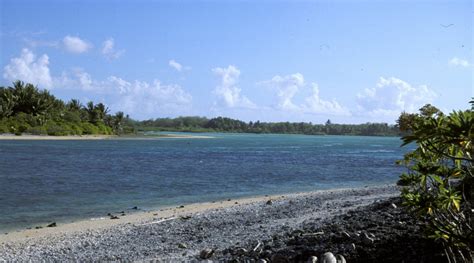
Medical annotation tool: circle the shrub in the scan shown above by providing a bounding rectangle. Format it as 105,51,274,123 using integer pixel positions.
81,122,99,135
397,103,473,262
26,126,47,135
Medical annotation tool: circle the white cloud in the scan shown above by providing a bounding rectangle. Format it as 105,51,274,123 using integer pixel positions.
63,35,92,54
102,38,124,60
357,77,437,118
263,73,304,111
212,65,256,109
448,57,471,67
55,69,192,119
260,73,349,115
304,83,350,115
169,60,183,71
168,59,191,72
2,48,192,119
113,79,192,118
3,48,53,88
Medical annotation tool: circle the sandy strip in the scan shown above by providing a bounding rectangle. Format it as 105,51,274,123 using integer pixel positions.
0,192,296,243
0,135,115,140
0,134,213,140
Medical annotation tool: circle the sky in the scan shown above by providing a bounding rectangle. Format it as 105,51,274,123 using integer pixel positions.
0,0,472,124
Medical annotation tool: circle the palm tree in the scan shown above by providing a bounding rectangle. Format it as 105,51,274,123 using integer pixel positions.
67,99,82,111
94,103,109,121
113,111,124,134
86,101,98,123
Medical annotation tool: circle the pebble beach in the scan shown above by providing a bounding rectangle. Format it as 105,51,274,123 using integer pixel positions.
0,185,404,261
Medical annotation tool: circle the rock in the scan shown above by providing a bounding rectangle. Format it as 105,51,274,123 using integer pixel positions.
180,215,192,220
232,247,248,255
200,248,214,259
307,255,318,263
46,222,57,228
258,259,268,263
132,206,138,210
321,252,336,263
266,200,273,205
362,232,374,244
351,243,356,250
35,226,43,229
271,254,290,263
391,203,397,209
179,205,185,209
336,254,346,263
110,215,119,220
341,231,351,238
235,202,239,204
178,243,187,249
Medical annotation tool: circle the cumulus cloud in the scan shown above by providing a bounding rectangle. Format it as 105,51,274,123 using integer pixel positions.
3,48,53,88
212,65,256,109
304,83,349,115
102,38,124,60
3,48,192,119
63,35,92,54
357,77,437,118
112,80,192,118
55,69,192,119
263,73,304,111
260,73,349,115
448,57,471,67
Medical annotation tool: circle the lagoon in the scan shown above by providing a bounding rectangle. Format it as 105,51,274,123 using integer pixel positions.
0,133,409,232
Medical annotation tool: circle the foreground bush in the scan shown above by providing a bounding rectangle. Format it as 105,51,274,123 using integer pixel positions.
397,102,473,262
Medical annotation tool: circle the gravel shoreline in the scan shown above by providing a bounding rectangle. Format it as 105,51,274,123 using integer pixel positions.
0,185,402,261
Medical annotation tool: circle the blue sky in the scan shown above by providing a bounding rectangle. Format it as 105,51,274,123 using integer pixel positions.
1,0,472,123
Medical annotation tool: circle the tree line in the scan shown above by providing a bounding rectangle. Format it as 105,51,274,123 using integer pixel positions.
0,81,135,135
1,81,401,136
138,116,401,136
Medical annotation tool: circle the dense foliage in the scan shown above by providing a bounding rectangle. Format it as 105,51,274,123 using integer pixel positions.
139,116,401,136
397,103,473,262
0,81,135,136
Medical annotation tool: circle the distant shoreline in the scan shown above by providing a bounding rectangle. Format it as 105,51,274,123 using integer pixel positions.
0,134,214,140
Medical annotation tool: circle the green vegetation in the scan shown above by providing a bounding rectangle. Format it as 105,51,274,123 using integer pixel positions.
397,102,473,262
0,81,135,136
138,116,401,136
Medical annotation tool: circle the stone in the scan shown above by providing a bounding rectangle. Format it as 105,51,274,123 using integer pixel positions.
233,247,248,255
362,232,374,244
321,252,336,263
391,203,397,209
341,231,351,238
336,254,346,263
271,254,290,263
200,248,214,259
307,255,318,263
110,215,119,220
178,243,187,249
266,200,273,205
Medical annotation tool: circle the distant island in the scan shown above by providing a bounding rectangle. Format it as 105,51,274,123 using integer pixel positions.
1,81,401,137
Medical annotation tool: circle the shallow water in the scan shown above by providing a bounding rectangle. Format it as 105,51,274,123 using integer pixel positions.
0,133,410,232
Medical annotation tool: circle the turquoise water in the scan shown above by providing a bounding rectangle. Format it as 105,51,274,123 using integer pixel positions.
0,133,409,232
